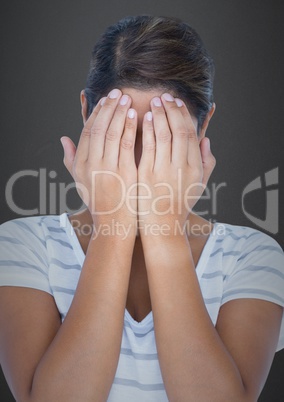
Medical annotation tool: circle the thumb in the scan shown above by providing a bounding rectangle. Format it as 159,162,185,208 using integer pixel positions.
60,136,76,176
200,137,216,187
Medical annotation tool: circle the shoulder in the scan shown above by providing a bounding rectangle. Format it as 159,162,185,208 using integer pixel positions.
0,214,64,242
215,224,284,308
209,222,284,292
0,215,47,253
0,214,70,295
211,222,283,258
0,213,69,268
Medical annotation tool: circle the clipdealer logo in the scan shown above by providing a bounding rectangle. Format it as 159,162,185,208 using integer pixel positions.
4,167,280,235
242,168,279,234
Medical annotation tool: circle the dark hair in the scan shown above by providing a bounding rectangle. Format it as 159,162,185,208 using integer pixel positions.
85,15,215,130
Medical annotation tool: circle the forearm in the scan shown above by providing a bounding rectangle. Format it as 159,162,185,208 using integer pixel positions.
29,231,135,402
141,233,247,402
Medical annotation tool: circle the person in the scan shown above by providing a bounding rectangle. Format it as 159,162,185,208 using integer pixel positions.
0,15,283,402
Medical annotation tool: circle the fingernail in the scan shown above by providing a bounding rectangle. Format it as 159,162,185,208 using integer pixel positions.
146,111,153,121
100,97,107,105
162,93,174,102
175,98,183,107
128,108,135,119
153,97,162,107
60,137,65,147
108,89,120,99
120,94,129,105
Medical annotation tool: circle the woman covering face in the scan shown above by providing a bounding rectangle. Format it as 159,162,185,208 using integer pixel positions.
0,15,283,402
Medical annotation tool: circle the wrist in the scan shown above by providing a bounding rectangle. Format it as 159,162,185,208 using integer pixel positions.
137,216,189,238
90,216,137,242
140,230,192,272
87,225,136,259
139,219,190,249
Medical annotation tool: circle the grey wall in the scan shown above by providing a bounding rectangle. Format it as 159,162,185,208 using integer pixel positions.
1,0,283,400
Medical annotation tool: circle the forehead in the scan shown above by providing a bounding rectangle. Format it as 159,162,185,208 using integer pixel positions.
121,87,198,131
121,87,165,111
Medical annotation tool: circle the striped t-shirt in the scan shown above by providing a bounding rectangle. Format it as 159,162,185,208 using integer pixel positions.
0,213,283,402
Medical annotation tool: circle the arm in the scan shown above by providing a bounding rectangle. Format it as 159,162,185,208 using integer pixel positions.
0,235,133,402
142,234,282,402
0,88,138,402
138,93,283,402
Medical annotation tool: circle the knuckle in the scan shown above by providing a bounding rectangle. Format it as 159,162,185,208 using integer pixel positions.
176,129,189,139
106,129,118,141
124,120,135,131
188,129,198,141
82,127,91,138
167,102,178,110
120,138,133,150
114,106,126,116
91,125,104,136
102,100,115,110
144,141,156,151
157,130,171,143
154,107,165,115
145,122,154,132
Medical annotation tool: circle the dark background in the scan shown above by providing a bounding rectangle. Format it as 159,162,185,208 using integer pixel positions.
0,0,283,400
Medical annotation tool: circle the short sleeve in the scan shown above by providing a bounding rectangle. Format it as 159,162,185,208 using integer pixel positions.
0,218,52,295
221,230,284,351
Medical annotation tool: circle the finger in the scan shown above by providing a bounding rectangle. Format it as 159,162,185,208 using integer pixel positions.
200,137,216,187
118,108,137,170
175,98,202,168
60,136,76,176
151,97,171,171
104,93,132,168
139,111,156,173
89,88,122,162
160,93,189,166
75,97,104,163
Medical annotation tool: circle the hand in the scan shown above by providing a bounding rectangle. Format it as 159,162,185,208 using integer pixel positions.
137,93,216,236
60,89,138,232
